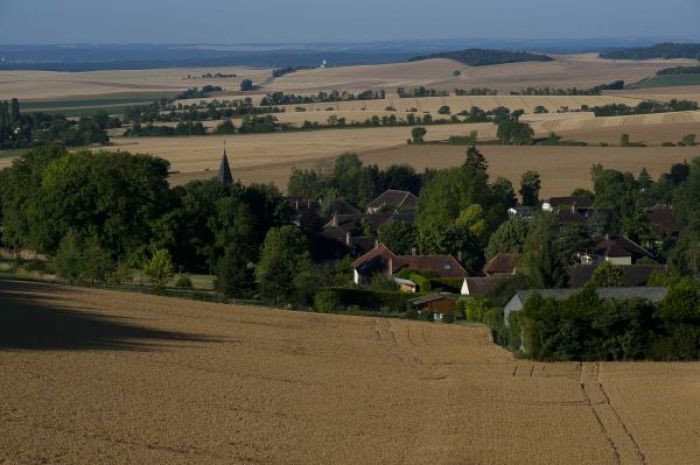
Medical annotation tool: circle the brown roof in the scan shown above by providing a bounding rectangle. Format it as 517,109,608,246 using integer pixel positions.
646,205,681,239
394,255,468,278
483,253,517,275
595,236,653,260
463,277,503,296
366,190,418,213
351,244,468,278
351,243,397,269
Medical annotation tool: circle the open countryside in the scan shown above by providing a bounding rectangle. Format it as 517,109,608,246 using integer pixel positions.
2,3,700,464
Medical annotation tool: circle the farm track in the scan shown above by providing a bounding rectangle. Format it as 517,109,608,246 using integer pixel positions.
1,280,699,464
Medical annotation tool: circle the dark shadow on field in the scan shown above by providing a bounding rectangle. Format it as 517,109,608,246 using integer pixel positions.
0,279,216,351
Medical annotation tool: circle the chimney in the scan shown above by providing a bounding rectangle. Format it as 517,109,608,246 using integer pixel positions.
294,199,300,210
375,239,379,249
411,247,417,256
388,258,393,276
345,231,352,246
457,250,463,262
331,214,338,227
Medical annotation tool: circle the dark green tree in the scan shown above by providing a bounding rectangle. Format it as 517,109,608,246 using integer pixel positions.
256,226,311,304
519,171,541,207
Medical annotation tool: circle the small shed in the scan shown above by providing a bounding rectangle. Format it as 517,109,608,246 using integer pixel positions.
409,294,458,322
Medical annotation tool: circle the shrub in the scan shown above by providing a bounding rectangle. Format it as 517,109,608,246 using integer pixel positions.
144,249,175,294
314,290,340,313
323,287,412,312
174,274,193,289
54,230,85,284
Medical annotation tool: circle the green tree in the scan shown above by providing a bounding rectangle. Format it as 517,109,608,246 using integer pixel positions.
54,230,85,284
673,158,700,225
411,127,427,144
519,171,541,207
520,214,568,288
144,249,175,293
81,234,114,284
213,119,236,135
679,134,696,147
240,79,254,91
464,145,487,171
256,226,311,304
378,221,417,255
589,261,624,287
486,217,531,259
214,247,255,298
620,133,631,147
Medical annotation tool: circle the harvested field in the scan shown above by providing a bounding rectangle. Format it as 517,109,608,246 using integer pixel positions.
268,54,698,93
100,123,497,172
172,144,695,198
0,67,270,101
1,279,698,465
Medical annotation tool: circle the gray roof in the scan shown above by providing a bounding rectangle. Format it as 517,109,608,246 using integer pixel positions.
409,293,453,305
218,151,233,185
513,287,668,304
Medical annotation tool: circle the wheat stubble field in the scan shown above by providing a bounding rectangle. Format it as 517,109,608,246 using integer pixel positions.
1,279,698,465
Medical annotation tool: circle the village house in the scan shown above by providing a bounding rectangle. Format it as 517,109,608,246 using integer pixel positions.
504,286,668,328
350,244,468,286
365,189,418,215
483,253,517,276
594,235,655,265
542,196,593,214
408,293,459,322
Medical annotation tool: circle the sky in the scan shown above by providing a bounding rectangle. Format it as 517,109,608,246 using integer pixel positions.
0,0,699,44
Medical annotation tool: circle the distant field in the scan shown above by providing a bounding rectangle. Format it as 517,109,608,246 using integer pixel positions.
19,92,176,115
0,67,270,101
1,280,698,465
629,75,700,89
268,54,699,93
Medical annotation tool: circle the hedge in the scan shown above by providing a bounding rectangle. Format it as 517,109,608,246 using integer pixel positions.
319,287,418,312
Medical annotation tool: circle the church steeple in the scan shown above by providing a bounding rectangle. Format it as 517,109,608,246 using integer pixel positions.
218,141,233,185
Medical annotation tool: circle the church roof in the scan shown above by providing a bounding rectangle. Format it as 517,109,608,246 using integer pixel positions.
218,150,233,185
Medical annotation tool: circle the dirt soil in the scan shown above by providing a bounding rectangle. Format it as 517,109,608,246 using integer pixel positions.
1,280,698,465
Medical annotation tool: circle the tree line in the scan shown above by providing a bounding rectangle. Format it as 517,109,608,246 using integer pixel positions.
409,48,553,66
260,90,385,106
0,99,116,149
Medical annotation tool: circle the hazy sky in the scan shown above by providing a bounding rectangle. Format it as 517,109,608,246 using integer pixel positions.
1,0,699,44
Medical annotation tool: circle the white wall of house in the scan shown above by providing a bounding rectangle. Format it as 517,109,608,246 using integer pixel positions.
460,279,470,296
353,269,360,285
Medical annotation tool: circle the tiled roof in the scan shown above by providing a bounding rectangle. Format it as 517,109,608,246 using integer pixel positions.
350,245,468,278
463,277,503,296
366,190,418,213
395,255,468,278
350,244,397,269
409,293,454,305
484,253,517,274
595,235,653,259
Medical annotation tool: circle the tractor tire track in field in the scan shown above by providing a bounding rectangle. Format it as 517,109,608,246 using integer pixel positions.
580,362,646,465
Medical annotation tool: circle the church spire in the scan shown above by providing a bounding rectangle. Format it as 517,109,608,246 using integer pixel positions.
218,141,233,185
